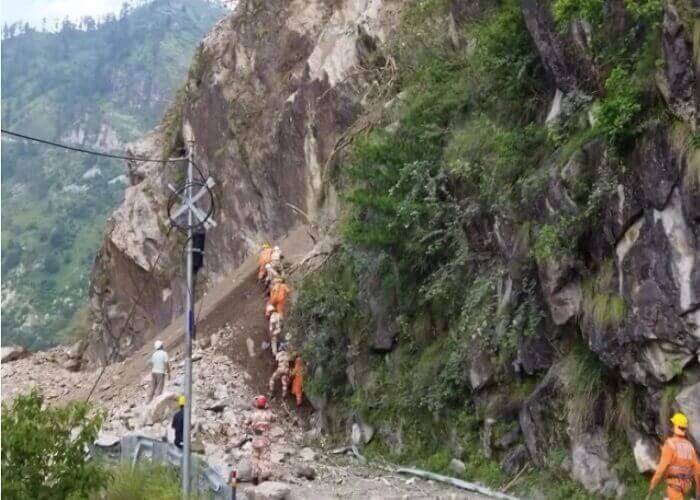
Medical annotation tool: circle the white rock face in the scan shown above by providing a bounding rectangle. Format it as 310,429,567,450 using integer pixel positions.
449,458,466,474
615,216,644,297
653,189,697,316
676,382,700,446
545,88,563,124
632,437,659,473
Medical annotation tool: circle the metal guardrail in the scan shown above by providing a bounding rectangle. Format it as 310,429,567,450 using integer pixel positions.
93,435,234,499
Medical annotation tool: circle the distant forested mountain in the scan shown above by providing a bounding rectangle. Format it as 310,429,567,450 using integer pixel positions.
1,0,226,349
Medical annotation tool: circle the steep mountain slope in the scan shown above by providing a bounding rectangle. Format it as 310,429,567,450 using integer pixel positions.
87,0,699,497
1,0,226,349
87,0,401,362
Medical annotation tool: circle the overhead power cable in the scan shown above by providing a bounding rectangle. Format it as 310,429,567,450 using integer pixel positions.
85,226,174,403
1,128,185,163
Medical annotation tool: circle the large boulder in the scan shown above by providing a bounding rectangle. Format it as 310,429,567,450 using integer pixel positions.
236,457,254,482
570,432,625,498
519,364,566,466
144,392,180,425
67,340,86,360
63,358,82,372
450,458,466,475
501,444,530,476
244,481,291,500
1,345,29,363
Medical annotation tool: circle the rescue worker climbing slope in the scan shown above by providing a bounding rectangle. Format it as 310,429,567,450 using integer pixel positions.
270,246,283,266
267,277,291,318
267,305,282,354
257,243,272,281
269,344,291,399
649,412,700,500
264,261,281,289
290,354,304,407
246,395,274,484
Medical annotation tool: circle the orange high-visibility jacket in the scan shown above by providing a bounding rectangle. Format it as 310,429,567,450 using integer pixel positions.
268,283,290,317
650,435,700,499
291,357,304,399
258,248,272,280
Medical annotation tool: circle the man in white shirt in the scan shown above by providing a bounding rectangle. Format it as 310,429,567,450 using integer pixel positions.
147,340,170,402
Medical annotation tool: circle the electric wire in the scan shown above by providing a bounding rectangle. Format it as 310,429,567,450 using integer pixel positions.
85,226,175,403
1,128,186,163
4,126,220,398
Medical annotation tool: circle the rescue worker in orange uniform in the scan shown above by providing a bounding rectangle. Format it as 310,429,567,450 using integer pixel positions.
246,395,274,484
649,412,700,500
290,354,304,407
266,277,291,318
257,243,272,282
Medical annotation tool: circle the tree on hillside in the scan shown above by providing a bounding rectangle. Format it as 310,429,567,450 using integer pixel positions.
1,390,109,499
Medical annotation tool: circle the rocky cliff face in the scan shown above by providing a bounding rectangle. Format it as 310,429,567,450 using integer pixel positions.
533,2,700,385
88,0,401,363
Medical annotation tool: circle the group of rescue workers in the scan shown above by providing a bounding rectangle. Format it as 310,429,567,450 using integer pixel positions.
147,245,700,493
244,242,306,483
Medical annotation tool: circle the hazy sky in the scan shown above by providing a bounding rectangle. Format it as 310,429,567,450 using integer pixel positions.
1,0,125,29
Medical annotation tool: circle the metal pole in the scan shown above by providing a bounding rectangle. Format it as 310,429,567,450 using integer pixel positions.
182,141,194,498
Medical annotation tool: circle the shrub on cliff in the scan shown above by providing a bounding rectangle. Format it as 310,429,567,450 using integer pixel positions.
1,389,109,499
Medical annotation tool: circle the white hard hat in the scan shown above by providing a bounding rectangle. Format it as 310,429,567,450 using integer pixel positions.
154,340,163,350
273,246,281,252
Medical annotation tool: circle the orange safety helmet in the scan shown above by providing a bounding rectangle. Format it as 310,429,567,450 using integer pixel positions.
254,395,267,409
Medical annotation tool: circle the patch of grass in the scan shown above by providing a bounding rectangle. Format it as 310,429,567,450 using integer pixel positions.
560,342,609,435
613,385,639,430
552,0,605,29
95,462,194,500
582,260,626,329
532,224,568,263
